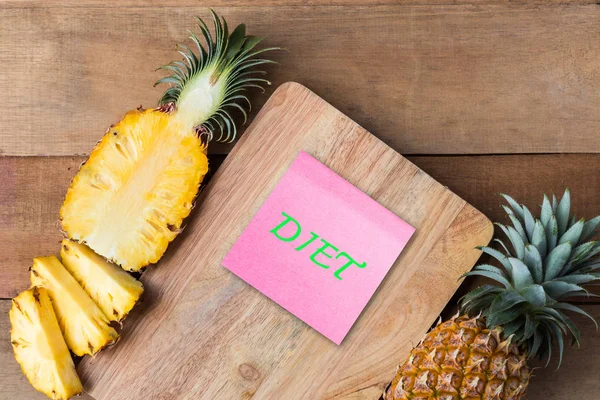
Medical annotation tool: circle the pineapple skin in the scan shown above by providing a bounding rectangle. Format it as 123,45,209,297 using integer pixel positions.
61,239,144,322
30,256,119,356
385,315,530,400
60,108,208,271
10,287,83,400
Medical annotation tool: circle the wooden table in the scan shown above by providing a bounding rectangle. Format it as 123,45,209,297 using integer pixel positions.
1,1,599,399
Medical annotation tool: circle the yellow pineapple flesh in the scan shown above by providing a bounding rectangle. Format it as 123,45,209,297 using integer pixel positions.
60,108,208,271
60,239,144,322
10,287,83,400
30,256,119,356
385,315,530,400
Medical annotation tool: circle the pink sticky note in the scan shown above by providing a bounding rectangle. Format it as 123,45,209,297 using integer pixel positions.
222,151,415,344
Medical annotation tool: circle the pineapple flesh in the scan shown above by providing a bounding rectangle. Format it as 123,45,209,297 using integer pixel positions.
10,287,83,400
60,109,208,271
59,11,278,272
10,12,278,398
385,190,600,400
60,239,144,322
30,256,119,356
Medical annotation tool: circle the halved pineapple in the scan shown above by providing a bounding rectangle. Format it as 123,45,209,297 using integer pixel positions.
60,109,208,272
30,256,119,356
10,287,83,400
59,12,278,272
60,239,144,322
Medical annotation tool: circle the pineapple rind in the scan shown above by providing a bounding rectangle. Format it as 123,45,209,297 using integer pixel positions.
30,256,119,357
60,108,208,271
61,239,144,322
10,287,83,400
461,190,600,366
385,315,530,400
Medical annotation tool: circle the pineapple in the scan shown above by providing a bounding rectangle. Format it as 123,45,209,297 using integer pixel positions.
60,239,144,322
385,189,600,400
10,287,83,400
60,11,278,271
30,256,119,356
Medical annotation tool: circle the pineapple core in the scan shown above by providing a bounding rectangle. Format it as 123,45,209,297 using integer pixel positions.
30,256,119,356
10,287,83,400
61,239,144,322
60,108,208,271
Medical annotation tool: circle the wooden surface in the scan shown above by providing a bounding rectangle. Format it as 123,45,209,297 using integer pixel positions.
75,82,492,399
2,3,600,156
2,2,600,399
2,302,598,400
3,154,600,299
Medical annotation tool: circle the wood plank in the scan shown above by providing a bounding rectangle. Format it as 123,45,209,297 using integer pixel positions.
383,302,600,399
0,155,224,299
0,156,83,299
412,153,600,304
2,304,600,400
409,153,600,224
1,5,600,156
2,153,599,299
1,0,597,7
76,82,492,399
0,300,95,400
527,304,600,399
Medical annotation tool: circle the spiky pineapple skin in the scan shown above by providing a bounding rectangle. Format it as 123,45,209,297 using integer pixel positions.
60,108,208,271
10,287,83,400
385,315,530,400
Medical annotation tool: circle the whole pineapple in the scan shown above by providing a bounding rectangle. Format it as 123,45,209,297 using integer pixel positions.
60,10,278,271
385,189,600,400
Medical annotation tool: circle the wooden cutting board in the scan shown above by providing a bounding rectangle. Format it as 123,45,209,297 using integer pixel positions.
78,82,493,400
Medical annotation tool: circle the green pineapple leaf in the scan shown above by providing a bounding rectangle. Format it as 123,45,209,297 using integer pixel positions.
522,205,536,241
508,258,534,289
545,242,572,281
462,190,600,368
523,244,543,283
541,195,553,227
531,221,547,258
520,284,546,308
501,194,524,220
559,219,584,246
155,10,281,143
556,189,571,237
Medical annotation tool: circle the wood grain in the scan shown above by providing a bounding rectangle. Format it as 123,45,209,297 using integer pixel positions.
2,153,599,299
0,301,95,400
526,305,600,399
0,155,224,299
410,154,600,224
3,301,600,400
75,83,492,399
1,5,600,156
0,156,83,299
2,0,597,7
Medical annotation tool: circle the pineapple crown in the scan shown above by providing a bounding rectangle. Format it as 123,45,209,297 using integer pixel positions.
155,10,280,143
460,189,600,367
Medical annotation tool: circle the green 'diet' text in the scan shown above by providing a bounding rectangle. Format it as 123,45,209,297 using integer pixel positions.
269,212,366,280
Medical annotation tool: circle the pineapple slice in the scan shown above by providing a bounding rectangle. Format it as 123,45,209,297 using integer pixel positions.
10,287,83,400
60,239,144,322
30,256,119,356
60,109,208,271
